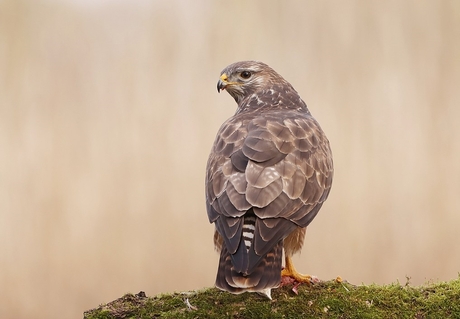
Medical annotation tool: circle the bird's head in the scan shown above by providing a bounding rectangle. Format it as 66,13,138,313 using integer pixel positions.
217,61,286,104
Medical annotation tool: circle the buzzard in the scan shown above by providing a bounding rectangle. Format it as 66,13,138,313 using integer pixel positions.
206,61,333,299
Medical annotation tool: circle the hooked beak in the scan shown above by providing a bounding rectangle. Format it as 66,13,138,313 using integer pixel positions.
217,74,229,93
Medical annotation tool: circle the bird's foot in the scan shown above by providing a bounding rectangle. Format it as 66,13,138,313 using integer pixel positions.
281,268,312,284
280,256,312,285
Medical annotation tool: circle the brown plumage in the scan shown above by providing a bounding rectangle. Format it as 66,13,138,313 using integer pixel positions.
206,61,333,299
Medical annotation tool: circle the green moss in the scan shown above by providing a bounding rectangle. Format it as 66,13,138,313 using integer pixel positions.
84,276,460,319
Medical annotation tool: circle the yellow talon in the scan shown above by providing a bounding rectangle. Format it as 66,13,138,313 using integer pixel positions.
281,256,312,283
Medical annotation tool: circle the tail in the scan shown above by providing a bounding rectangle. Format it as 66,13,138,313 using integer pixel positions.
215,240,283,299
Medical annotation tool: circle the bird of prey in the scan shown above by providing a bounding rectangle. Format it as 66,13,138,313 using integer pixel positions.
206,61,333,299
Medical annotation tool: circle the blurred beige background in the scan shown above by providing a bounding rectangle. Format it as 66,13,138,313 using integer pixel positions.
1,0,459,318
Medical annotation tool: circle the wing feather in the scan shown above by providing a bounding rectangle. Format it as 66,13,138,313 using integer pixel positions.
207,110,332,251
245,162,280,188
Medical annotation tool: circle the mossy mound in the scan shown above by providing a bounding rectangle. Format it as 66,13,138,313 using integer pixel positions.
84,276,460,319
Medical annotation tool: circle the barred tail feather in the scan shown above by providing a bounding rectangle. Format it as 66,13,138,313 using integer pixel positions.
215,240,283,298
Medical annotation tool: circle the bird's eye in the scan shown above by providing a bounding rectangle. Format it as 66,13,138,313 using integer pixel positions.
240,71,252,79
